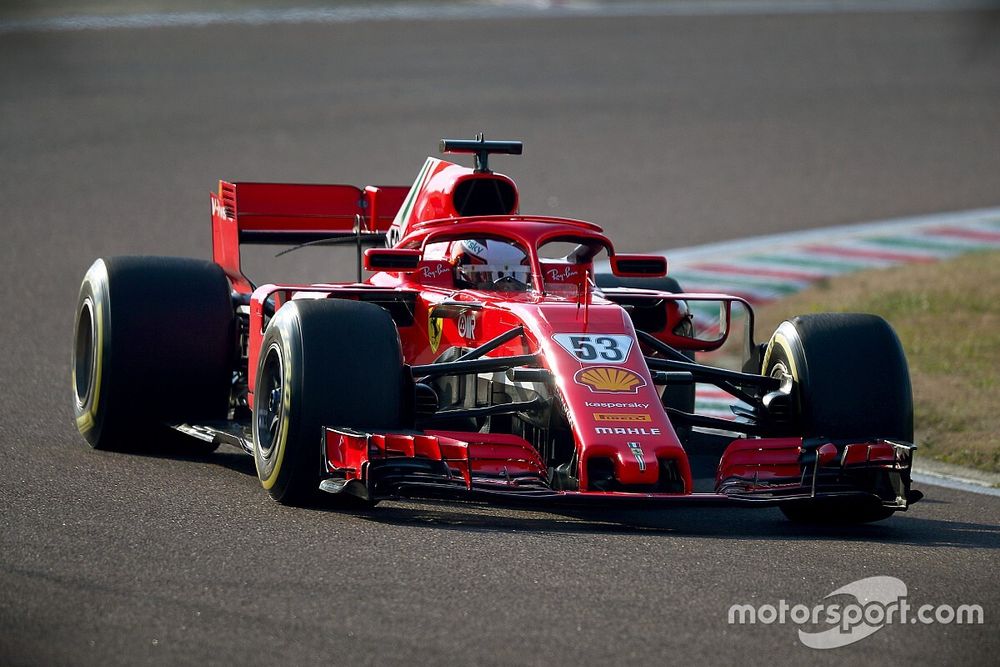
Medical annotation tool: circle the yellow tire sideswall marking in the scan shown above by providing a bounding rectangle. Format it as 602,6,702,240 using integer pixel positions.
761,325,799,381
75,283,104,435
257,320,294,490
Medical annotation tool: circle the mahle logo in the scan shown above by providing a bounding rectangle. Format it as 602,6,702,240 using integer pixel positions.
728,576,984,649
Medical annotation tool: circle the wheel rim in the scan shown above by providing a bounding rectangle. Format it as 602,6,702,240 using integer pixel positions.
74,298,96,408
256,343,284,459
769,360,790,381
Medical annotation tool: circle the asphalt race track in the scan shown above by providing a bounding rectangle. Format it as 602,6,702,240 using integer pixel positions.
2,5,999,665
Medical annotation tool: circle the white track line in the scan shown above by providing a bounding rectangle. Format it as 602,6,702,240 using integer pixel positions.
1,0,997,33
911,472,1000,498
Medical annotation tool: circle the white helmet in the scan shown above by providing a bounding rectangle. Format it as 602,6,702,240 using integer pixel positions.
451,239,531,291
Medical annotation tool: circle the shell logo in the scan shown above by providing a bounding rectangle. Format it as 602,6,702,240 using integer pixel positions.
574,366,647,394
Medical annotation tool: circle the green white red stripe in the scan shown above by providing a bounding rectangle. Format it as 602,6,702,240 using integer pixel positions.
653,207,1000,419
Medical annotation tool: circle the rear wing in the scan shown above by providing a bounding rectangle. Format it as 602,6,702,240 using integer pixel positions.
211,181,409,291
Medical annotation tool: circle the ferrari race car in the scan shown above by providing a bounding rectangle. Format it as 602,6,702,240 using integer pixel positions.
72,138,922,523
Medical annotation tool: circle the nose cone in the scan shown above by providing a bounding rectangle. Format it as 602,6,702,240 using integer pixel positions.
617,443,658,485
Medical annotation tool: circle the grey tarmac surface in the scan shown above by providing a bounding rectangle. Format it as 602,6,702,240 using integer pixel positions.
1,8,999,665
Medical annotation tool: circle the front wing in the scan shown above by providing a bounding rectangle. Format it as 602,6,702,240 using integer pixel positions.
321,428,922,511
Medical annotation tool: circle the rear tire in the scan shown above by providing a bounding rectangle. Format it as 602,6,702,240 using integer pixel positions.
252,299,407,505
72,257,235,451
762,313,913,524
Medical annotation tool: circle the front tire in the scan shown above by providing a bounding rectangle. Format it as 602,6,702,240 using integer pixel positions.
762,313,913,524
252,299,407,505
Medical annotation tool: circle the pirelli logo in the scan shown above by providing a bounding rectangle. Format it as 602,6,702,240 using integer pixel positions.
593,413,652,423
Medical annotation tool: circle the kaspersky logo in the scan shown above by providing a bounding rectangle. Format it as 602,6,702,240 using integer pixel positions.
585,402,649,409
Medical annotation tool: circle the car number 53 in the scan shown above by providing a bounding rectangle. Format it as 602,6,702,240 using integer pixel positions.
552,334,634,363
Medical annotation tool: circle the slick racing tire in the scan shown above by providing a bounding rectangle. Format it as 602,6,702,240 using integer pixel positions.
72,257,235,451
762,313,913,524
252,299,406,505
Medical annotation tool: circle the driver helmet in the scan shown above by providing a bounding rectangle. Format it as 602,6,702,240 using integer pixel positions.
450,239,531,291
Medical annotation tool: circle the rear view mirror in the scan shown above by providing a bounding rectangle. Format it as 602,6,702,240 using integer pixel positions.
659,298,732,352
611,254,667,278
363,248,422,272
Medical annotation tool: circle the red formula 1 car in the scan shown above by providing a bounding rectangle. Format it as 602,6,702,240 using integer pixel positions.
72,138,922,523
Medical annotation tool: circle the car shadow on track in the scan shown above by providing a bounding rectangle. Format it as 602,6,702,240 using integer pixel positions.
133,439,1000,551
344,502,1000,550
125,437,259,474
